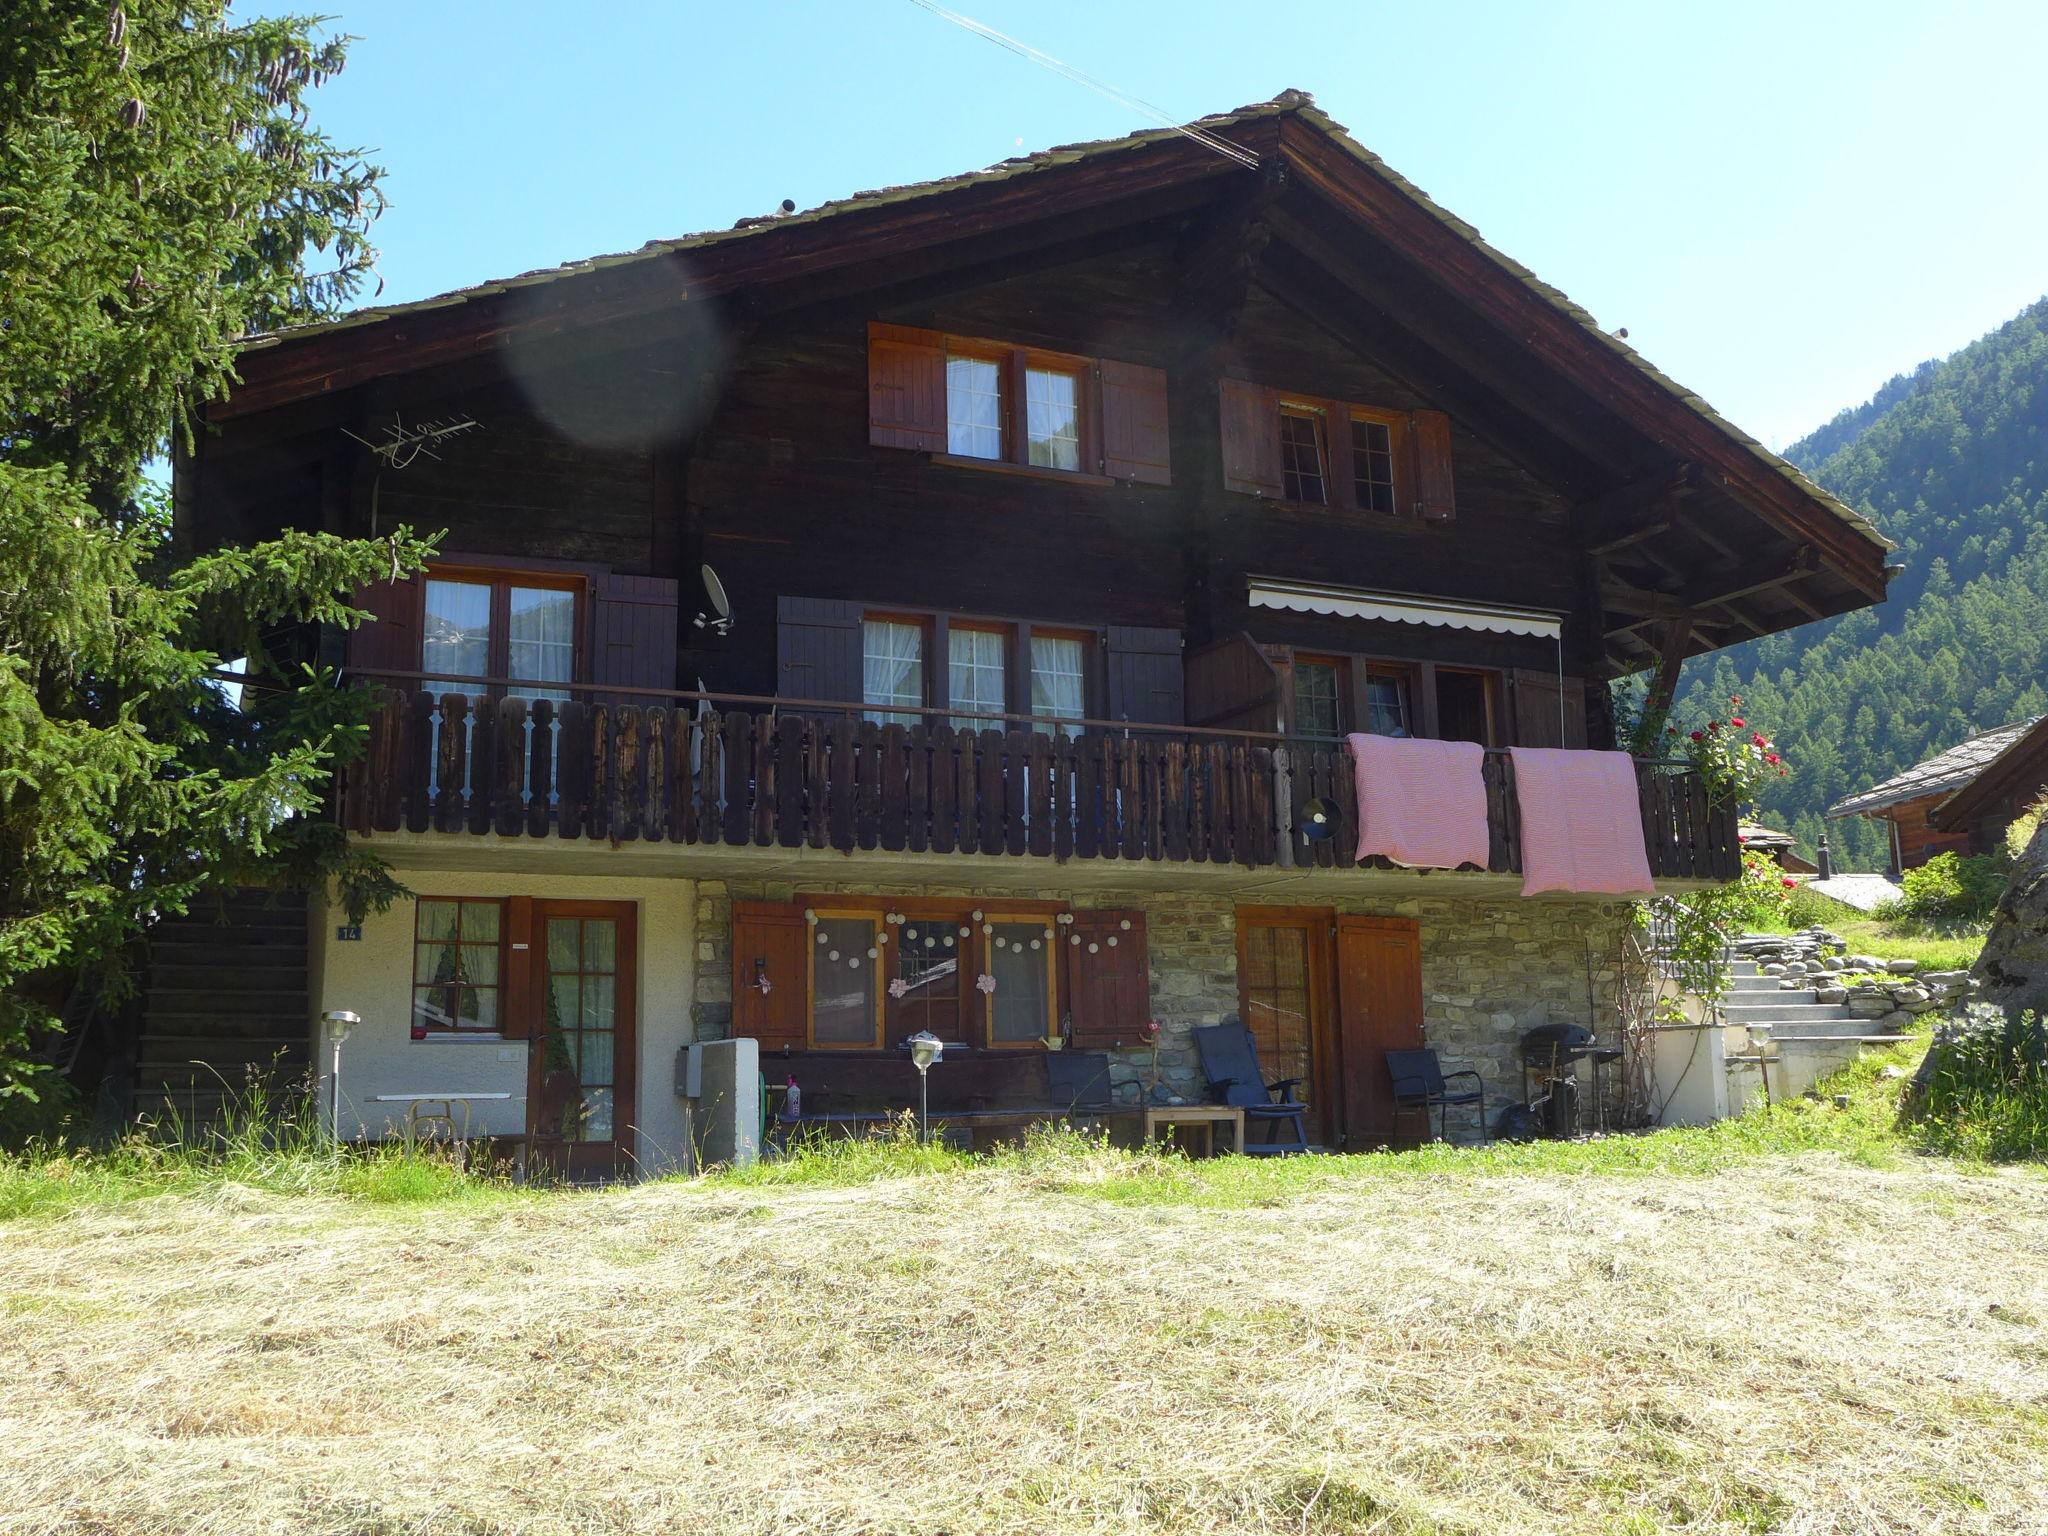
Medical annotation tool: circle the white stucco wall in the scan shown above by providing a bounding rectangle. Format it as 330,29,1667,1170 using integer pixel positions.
309,872,695,1174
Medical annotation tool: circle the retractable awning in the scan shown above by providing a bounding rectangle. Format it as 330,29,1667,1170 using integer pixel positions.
1246,578,1563,640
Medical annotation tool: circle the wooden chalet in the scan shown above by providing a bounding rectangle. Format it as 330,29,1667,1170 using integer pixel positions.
1829,717,2048,873
160,91,1891,1164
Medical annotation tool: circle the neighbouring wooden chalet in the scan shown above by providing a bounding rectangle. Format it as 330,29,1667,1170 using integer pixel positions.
1828,717,2048,872
156,92,1891,1167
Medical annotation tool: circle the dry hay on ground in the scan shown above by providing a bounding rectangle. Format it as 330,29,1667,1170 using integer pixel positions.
2,1157,2047,1535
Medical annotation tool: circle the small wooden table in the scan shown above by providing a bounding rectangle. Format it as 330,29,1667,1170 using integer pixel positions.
1138,1104,1245,1157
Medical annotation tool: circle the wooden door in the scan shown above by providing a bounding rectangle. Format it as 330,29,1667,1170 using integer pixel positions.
525,900,637,1177
1236,907,1336,1148
1334,916,1426,1149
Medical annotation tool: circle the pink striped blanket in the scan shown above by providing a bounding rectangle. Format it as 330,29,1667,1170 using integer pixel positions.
1346,733,1490,871
1508,747,1655,897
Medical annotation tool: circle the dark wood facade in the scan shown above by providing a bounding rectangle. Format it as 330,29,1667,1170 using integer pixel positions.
180,93,1887,872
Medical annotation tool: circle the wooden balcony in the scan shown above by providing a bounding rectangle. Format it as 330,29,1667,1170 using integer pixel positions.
337,684,1741,884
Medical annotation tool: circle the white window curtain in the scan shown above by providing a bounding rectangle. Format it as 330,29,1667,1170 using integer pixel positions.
423,579,490,680
950,627,1007,730
946,356,1003,460
863,620,924,726
507,586,573,704
1029,635,1085,734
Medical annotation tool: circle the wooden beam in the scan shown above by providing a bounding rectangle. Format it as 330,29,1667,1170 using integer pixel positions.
1644,619,1692,722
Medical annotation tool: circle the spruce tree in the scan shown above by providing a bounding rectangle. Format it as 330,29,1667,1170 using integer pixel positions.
0,4,433,1122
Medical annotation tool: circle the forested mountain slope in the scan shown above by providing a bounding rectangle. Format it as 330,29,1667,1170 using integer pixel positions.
1667,297,2048,868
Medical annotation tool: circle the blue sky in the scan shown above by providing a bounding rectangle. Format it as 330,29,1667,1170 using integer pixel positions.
294,0,2048,450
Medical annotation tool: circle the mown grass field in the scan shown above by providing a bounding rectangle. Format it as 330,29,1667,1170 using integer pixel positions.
3,1047,2047,1536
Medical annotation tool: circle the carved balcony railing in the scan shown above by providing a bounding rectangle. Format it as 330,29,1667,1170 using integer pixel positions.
335,679,1741,883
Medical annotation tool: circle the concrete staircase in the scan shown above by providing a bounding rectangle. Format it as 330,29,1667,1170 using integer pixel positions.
137,889,311,1123
1718,953,1900,1103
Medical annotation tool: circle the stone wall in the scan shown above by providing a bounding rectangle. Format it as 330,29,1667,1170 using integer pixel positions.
696,875,1636,1129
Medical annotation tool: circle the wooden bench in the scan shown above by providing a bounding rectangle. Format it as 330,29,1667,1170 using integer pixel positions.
759,1046,1132,1146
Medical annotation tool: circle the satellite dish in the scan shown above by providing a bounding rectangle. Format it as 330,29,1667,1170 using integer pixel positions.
695,564,733,634
1298,797,1340,842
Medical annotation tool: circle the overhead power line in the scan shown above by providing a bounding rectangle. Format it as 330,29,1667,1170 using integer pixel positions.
905,0,1261,172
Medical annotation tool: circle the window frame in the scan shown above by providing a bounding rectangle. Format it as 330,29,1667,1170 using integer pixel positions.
420,562,587,697
932,338,1106,484
1264,647,1507,747
1277,403,1331,506
854,606,1102,727
1347,406,1406,516
411,896,508,1037
794,895,1074,1050
1288,653,1349,741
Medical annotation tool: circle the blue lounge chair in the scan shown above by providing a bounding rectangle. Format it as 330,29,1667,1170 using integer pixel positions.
1192,1020,1312,1155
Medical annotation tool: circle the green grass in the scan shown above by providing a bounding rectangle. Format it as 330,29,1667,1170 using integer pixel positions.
0,1079,520,1221
1767,887,1986,971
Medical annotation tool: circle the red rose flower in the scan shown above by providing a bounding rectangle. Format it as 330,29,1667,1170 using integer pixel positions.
1730,717,1745,728
1690,730,1704,742
1782,878,1796,889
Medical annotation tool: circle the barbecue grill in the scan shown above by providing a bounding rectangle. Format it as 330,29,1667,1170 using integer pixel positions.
1518,1022,1623,1138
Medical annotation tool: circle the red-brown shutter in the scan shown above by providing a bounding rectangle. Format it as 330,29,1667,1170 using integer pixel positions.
588,573,680,706
1097,359,1171,485
1218,378,1282,497
345,572,421,676
1065,909,1149,1049
868,322,947,451
732,901,809,1052
1409,409,1456,521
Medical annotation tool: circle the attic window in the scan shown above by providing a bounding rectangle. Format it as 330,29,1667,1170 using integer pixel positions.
1351,414,1397,515
1278,407,1327,504
866,322,1171,486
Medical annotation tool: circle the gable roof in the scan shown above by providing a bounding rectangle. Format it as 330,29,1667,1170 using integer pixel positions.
1827,718,2043,819
1928,715,2048,832
225,90,1886,563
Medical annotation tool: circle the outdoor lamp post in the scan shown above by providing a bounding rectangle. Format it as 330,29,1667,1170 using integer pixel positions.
320,1010,359,1143
907,1030,944,1144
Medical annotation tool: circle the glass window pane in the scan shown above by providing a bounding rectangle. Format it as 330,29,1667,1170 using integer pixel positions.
460,900,500,942
548,919,580,972
581,974,615,1031
890,917,963,1043
1025,368,1080,471
414,940,458,984
862,620,924,726
1029,635,1085,733
456,986,498,1031
413,986,456,1031
582,920,616,973
457,943,499,987
417,899,460,942
579,1032,614,1089
812,916,878,1044
1366,674,1410,737
989,922,1052,1043
946,356,1004,460
423,579,492,680
949,627,1007,730
1352,420,1396,515
549,972,580,1032
1294,662,1341,741
507,586,575,702
1279,412,1326,504
580,1087,614,1142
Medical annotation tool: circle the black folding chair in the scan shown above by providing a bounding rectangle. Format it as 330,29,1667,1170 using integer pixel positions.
1192,1020,1312,1155
1385,1049,1487,1145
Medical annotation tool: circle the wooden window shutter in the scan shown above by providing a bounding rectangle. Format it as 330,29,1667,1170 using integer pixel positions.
731,900,809,1052
1510,669,1589,749
1096,359,1171,485
868,322,947,452
1066,909,1149,1049
500,896,535,1039
1409,409,1456,521
775,596,865,704
588,573,680,705
1105,626,1185,725
345,572,421,675
1218,378,1282,497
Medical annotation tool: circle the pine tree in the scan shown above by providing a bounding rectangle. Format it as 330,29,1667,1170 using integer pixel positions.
0,4,434,1122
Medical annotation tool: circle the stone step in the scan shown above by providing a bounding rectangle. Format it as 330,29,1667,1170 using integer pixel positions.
1721,1001,1861,1023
